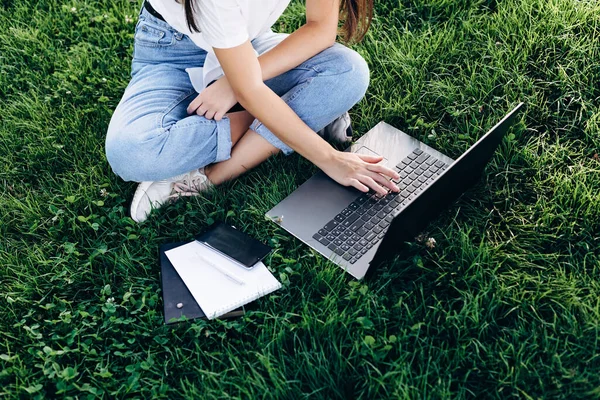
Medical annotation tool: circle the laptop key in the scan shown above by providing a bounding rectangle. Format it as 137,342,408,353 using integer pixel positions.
425,157,436,166
318,229,328,236
349,202,360,210
342,214,360,227
365,232,376,242
356,196,368,205
325,234,336,241
350,220,365,232
348,239,356,246
334,214,346,222
340,233,349,241
341,243,351,252
327,243,337,252
377,211,387,219
348,248,358,256
385,215,394,223
367,209,377,216
360,247,369,254
424,171,433,178
434,160,445,168
332,227,344,236
416,153,430,164
335,247,346,256
351,234,361,241
357,227,369,236
414,148,423,155
341,208,353,217
314,235,331,246
407,152,418,160
343,253,352,261
373,226,383,234
323,220,339,231
364,222,374,230
349,258,359,264
360,214,371,222
359,239,369,246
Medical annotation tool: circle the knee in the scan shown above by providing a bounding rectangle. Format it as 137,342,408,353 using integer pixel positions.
105,123,159,182
319,44,370,107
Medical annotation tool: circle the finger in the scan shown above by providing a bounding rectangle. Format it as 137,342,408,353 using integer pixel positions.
214,110,225,121
196,105,208,116
187,95,202,115
358,175,387,196
205,109,216,120
368,171,399,192
357,154,384,164
349,178,369,193
366,163,400,180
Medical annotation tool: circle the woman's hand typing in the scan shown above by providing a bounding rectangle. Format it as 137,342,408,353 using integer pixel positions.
318,152,400,196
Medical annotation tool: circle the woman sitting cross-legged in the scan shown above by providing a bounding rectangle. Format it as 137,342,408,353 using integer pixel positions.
105,0,400,223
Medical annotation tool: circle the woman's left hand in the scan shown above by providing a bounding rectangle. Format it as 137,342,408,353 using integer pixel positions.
187,77,238,121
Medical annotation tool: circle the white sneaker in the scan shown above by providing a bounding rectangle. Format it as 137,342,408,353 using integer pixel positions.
318,112,353,143
130,168,213,223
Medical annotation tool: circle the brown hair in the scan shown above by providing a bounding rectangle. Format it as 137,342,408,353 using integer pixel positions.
339,0,373,43
181,0,373,43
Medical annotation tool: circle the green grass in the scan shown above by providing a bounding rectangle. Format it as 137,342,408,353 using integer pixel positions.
1,0,600,398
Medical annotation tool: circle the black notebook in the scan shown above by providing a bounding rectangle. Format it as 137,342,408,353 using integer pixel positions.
159,241,244,324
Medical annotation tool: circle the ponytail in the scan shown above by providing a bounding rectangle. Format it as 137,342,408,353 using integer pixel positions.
339,0,373,43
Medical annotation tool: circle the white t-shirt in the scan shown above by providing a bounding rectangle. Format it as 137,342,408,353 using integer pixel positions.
149,0,291,51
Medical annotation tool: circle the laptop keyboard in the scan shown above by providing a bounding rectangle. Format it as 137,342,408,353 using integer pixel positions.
312,148,449,264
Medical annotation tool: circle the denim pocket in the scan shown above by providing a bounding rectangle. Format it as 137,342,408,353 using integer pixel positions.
134,19,175,47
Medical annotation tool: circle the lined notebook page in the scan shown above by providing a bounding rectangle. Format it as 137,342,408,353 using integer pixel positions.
165,241,281,320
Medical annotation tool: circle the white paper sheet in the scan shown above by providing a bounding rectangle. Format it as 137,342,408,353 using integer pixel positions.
165,241,281,319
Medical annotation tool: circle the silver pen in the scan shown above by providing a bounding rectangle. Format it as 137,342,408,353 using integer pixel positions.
194,250,246,285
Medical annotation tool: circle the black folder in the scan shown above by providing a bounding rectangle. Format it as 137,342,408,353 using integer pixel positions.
159,241,244,324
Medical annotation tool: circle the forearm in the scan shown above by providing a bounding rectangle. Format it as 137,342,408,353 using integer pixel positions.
257,22,337,81
237,83,334,166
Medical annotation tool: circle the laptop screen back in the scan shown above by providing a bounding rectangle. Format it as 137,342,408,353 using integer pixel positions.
371,103,524,266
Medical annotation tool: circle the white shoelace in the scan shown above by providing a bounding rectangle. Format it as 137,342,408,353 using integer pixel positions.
168,171,211,199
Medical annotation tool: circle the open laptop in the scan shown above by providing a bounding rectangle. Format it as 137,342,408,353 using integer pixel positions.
266,103,523,279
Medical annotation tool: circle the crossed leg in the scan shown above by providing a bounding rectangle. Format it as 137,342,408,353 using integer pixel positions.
207,111,279,185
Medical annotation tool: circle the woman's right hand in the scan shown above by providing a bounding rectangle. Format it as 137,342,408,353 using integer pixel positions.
318,151,400,196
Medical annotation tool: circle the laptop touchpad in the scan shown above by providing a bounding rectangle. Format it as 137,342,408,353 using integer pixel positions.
354,146,390,167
